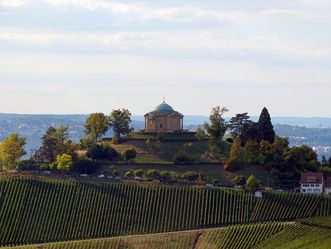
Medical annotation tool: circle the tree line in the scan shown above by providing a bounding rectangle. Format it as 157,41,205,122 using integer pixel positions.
201,106,330,187
0,109,132,173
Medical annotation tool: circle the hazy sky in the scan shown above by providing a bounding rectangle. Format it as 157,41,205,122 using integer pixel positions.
0,0,330,116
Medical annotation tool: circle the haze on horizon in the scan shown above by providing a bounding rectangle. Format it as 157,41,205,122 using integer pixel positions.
0,0,331,117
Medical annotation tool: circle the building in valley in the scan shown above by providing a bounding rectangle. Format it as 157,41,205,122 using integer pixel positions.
144,100,184,132
300,172,324,194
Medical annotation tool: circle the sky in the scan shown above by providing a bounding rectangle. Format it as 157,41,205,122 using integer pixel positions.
0,0,331,117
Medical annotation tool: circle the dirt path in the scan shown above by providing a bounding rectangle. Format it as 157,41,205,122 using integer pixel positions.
191,232,202,249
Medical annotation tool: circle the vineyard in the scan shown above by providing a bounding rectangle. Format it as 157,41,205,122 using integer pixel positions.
2,222,330,249
0,178,330,247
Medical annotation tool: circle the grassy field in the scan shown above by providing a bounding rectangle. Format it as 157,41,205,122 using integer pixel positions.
2,221,330,249
108,139,212,163
0,178,330,247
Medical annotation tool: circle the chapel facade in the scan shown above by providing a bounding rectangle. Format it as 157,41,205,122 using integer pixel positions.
144,101,184,132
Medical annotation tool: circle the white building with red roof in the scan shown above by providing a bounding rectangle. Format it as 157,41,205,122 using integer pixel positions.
300,172,324,195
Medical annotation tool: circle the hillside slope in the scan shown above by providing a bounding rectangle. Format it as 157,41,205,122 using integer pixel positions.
2,222,331,249
0,178,330,247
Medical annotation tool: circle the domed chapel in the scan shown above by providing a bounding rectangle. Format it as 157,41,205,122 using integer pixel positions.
144,100,184,132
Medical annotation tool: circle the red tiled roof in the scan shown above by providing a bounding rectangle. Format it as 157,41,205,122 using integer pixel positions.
326,177,331,188
300,172,324,184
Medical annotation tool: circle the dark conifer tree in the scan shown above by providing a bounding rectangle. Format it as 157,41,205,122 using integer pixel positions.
258,107,275,143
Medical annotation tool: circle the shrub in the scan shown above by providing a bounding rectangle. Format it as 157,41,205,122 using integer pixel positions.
224,160,241,172
182,171,199,182
56,154,73,173
74,158,99,174
86,144,118,161
16,159,36,170
246,175,260,191
173,151,194,164
124,170,134,178
38,163,51,170
122,148,137,161
224,141,244,171
212,178,220,185
134,169,144,178
232,175,247,186
146,169,160,180
112,169,120,177
160,171,172,182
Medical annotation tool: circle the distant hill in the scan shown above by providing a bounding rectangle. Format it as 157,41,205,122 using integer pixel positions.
0,113,330,158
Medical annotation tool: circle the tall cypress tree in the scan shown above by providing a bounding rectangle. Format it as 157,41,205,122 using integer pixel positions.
258,107,275,143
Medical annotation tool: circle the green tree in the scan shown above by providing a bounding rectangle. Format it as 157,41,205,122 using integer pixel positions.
109,109,132,143
195,127,207,141
84,113,109,144
258,107,275,143
86,144,118,161
0,133,26,170
203,106,229,155
56,154,73,173
229,113,252,139
240,122,262,146
246,175,260,191
224,141,244,171
40,126,74,163
243,140,263,165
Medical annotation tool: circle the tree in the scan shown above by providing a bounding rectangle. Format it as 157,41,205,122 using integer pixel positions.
203,106,229,155
258,107,275,143
122,148,137,161
229,113,252,139
40,126,74,163
246,175,260,191
0,133,26,170
109,109,132,143
56,154,73,173
195,127,207,141
41,127,58,163
240,122,262,146
86,144,118,161
84,113,109,144
243,140,263,165
74,158,99,174
224,141,244,171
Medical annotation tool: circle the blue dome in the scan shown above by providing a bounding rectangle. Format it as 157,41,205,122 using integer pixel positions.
154,102,175,112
